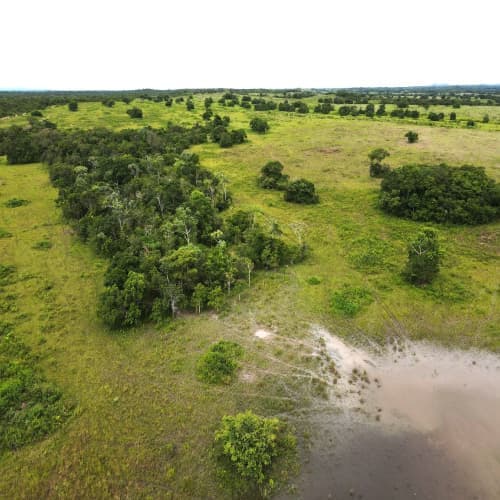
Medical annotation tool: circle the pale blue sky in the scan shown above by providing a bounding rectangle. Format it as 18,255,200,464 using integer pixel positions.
2,0,499,90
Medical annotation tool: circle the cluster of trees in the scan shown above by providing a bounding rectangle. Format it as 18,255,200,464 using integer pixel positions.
278,100,309,113
206,114,247,148
1,122,303,328
314,102,334,114
390,108,420,119
257,161,319,204
252,98,277,111
380,164,500,224
338,105,382,117
249,117,269,133
428,111,445,121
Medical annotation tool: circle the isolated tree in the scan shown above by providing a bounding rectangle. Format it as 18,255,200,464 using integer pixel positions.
376,104,386,116
482,114,490,123
68,101,78,112
450,112,457,121
404,228,440,285
186,100,195,111
467,120,475,128
258,160,289,190
368,148,390,177
405,131,419,143
214,411,296,497
249,117,269,133
126,107,143,119
284,179,319,204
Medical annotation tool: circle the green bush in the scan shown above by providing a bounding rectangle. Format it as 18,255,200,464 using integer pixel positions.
284,179,319,204
0,332,73,451
214,410,296,497
0,228,12,239
4,198,30,208
405,131,419,143
196,341,243,384
257,161,289,190
368,148,391,178
380,164,499,224
250,117,269,133
404,228,440,285
32,240,52,250
331,285,373,317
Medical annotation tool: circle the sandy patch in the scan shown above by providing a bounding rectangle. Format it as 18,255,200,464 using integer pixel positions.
254,328,273,340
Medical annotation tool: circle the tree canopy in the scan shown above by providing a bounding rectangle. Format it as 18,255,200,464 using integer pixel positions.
380,164,500,224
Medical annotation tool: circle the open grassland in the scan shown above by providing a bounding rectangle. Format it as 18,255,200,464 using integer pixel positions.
1,94,499,131
0,96,499,496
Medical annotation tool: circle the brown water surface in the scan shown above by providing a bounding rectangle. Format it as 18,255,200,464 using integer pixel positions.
287,327,500,500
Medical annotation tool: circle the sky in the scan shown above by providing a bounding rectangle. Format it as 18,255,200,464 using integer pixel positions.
2,0,499,90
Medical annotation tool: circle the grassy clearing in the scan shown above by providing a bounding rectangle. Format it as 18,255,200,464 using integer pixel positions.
0,159,311,497
0,95,499,496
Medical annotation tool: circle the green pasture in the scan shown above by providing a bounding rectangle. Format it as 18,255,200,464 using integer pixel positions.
0,93,499,496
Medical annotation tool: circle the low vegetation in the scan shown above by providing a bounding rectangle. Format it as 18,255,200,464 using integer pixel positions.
196,340,244,384
0,330,73,452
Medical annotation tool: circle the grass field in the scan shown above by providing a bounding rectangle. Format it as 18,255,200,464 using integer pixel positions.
0,95,499,497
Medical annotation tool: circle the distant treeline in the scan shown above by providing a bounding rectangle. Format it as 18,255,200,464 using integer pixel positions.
1,85,498,118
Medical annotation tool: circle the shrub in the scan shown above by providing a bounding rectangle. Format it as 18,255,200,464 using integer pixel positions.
258,161,289,190
32,240,52,250
370,162,391,177
379,164,500,224
482,114,489,123
284,179,319,204
467,120,475,128
30,110,43,117
331,285,373,317
405,131,419,143
219,132,233,148
0,228,12,239
68,101,78,112
4,198,30,208
306,276,322,285
196,341,243,384
126,107,143,119
214,411,296,497
404,228,440,285
428,112,444,121
450,112,457,121
250,117,269,133
368,148,390,178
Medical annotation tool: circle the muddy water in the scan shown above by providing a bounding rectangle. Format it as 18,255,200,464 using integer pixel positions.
287,327,500,500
